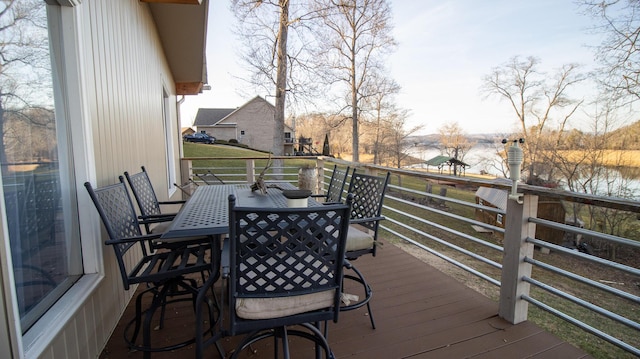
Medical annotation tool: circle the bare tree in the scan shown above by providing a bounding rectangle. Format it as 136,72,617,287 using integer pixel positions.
385,109,421,168
232,0,328,169
362,73,400,165
293,112,352,157
481,56,585,183
579,0,640,105
0,0,52,165
437,122,476,176
311,0,396,162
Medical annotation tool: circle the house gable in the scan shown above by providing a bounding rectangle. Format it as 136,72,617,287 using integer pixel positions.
193,108,236,126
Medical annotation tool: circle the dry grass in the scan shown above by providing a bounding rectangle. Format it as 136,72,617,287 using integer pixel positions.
556,150,640,167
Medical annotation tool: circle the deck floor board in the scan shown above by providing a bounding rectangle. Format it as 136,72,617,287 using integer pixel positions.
99,241,592,359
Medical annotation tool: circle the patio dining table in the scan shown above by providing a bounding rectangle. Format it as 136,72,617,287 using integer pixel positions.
159,182,324,358
160,182,321,241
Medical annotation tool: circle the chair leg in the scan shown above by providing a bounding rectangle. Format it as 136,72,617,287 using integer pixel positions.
341,263,376,329
230,325,335,359
125,277,221,358
195,274,225,359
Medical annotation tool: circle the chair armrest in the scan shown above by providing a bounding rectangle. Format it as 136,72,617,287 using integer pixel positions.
309,194,326,198
139,214,175,224
105,233,162,245
158,200,186,205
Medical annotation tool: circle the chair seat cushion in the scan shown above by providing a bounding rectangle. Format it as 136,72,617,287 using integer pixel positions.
346,224,374,252
150,221,171,234
236,289,335,320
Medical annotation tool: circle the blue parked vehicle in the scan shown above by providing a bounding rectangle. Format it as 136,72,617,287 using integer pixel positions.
183,132,215,144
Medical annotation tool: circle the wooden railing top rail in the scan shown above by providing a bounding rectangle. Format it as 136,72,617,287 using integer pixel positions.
180,156,640,213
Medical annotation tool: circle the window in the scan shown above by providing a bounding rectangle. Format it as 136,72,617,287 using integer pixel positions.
1,1,82,332
497,213,503,225
163,87,176,193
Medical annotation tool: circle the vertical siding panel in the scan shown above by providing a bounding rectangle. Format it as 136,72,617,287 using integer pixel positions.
45,327,68,359
75,309,90,359
80,298,98,359
35,0,183,357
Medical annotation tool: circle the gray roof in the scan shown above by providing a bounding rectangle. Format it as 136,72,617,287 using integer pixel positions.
193,108,236,126
425,155,469,167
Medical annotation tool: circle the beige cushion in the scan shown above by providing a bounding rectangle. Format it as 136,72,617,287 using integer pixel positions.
149,221,171,234
346,224,374,252
235,250,337,320
236,289,336,320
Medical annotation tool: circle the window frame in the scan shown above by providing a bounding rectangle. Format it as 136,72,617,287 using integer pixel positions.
163,86,178,196
4,4,104,357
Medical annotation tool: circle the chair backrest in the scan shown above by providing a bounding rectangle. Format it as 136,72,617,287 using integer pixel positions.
227,194,352,334
194,170,225,185
84,181,147,288
123,166,162,218
325,166,350,203
174,179,199,198
346,170,390,234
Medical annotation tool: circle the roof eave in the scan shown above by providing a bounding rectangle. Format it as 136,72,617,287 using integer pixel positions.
144,0,209,95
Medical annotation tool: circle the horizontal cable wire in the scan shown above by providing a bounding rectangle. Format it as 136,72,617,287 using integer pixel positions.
523,276,640,331
524,257,640,304
526,237,640,277
522,295,640,356
382,225,501,287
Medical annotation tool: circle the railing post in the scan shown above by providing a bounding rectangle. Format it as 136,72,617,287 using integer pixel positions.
499,194,538,324
246,159,255,184
180,159,192,184
316,158,325,192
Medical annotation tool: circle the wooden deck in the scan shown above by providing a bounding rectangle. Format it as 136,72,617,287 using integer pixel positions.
99,241,592,359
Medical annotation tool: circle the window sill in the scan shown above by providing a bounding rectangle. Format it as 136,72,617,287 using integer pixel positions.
22,273,103,357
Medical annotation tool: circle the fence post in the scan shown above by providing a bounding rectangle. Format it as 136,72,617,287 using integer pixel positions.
316,158,325,192
499,194,538,324
180,160,192,184
246,159,255,184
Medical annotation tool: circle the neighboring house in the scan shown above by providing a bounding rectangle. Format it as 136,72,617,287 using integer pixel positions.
193,96,296,154
181,127,196,137
0,1,209,358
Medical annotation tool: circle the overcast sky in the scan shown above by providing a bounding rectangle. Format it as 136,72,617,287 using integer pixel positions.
180,0,604,135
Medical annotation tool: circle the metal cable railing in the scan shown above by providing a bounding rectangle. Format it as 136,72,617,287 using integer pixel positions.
180,157,640,356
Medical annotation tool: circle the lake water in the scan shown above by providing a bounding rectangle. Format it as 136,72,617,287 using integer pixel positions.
405,143,640,198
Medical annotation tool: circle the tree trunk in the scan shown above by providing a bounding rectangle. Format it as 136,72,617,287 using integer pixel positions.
272,0,289,177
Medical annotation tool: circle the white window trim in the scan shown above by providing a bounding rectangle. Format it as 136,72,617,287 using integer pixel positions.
17,4,104,358
163,85,178,197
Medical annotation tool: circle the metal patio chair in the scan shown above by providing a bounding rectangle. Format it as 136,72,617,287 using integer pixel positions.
311,165,350,204
174,178,199,199
194,169,225,185
123,166,184,235
84,181,221,359
199,193,353,359
340,170,390,329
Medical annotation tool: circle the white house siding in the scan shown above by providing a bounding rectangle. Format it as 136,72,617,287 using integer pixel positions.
21,2,180,359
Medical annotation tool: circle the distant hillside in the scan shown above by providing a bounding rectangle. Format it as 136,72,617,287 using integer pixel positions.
410,121,640,150
609,120,640,150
